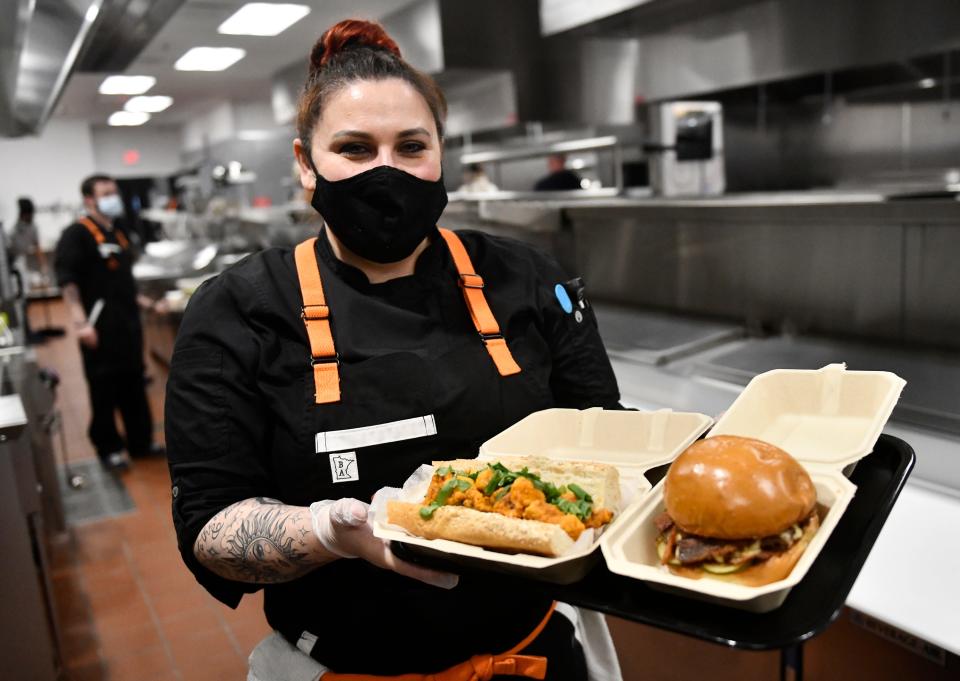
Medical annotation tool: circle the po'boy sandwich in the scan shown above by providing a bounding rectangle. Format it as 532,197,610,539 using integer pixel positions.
387,457,620,557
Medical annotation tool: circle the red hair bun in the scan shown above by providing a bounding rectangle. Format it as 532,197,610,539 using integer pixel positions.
310,19,401,72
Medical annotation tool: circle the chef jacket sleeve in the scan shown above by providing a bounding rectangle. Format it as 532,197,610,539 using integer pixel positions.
166,270,276,607
533,254,622,410
54,224,90,288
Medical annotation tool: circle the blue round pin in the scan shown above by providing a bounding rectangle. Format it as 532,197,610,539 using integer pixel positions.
554,284,574,314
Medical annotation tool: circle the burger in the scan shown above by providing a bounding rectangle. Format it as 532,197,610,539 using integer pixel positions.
654,435,820,587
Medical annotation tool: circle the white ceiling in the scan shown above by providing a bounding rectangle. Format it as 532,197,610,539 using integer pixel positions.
55,0,420,126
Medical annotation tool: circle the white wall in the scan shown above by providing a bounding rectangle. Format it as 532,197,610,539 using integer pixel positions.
182,102,236,152
90,125,183,179
0,119,96,249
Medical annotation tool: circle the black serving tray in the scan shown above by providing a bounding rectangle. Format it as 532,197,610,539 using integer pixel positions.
392,434,914,651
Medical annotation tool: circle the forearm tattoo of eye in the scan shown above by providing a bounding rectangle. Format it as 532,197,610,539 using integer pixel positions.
200,500,314,582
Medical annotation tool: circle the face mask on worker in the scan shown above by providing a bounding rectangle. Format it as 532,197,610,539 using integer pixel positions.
310,162,448,264
96,194,124,219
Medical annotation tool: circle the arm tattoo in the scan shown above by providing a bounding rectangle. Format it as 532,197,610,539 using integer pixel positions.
194,498,326,583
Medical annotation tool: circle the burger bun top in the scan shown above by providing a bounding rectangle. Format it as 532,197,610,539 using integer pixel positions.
663,436,816,540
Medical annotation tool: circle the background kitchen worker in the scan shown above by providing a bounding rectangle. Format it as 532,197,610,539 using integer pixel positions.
55,174,164,470
166,19,623,681
10,196,42,268
458,163,499,194
534,154,583,191
8,196,45,342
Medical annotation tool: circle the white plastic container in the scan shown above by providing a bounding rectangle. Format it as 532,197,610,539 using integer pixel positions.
601,364,906,612
373,407,713,584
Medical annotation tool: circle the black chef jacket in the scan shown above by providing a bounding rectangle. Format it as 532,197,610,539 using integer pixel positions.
54,218,143,373
167,228,621,675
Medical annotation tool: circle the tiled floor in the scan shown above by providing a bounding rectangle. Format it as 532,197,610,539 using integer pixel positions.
34,301,271,681
33,299,957,681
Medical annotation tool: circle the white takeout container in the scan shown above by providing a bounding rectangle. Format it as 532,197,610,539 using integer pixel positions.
601,363,906,612
373,407,713,584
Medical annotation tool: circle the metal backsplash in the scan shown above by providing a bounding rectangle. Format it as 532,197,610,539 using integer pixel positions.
564,202,960,351
721,99,960,191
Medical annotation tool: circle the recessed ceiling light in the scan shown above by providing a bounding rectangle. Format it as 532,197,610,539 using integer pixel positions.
175,47,246,71
218,3,310,36
109,111,151,126
99,75,156,95
125,95,173,113
919,78,936,89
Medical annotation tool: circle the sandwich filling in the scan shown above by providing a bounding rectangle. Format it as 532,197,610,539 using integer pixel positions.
654,510,820,575
419,462,614,541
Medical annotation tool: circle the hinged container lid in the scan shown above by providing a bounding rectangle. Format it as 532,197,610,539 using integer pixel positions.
707,364,906,469
479,407,713,472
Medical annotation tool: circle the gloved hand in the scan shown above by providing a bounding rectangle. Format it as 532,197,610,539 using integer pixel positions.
310,498,459,590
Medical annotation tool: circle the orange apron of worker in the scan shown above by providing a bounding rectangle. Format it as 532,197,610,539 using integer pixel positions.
293,228,550,680
78,216,129,271
322,603,555,681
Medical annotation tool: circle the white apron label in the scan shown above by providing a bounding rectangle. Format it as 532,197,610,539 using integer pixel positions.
329,451,359,483
315,414,437,453
98,243,122,258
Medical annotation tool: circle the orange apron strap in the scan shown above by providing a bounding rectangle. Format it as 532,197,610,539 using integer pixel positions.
437,228,521,377
78,217,106,244
79,217,127,270
294,238,341,404
322,603,555,681
80,216,127,249
503,602,556,655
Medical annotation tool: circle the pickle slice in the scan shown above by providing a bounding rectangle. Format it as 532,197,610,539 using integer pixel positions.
702,562,746,575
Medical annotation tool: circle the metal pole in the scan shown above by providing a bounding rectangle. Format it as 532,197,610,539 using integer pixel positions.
779,642,804,681
613,143,624,193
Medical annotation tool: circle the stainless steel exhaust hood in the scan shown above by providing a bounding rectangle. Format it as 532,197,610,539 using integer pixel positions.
1,0,101,137
0,0,185,137
271,0,545,136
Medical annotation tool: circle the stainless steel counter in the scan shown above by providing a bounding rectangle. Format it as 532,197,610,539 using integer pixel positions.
0,352,63,681
595,305,960,493
449,189,890,210
593,303,742,365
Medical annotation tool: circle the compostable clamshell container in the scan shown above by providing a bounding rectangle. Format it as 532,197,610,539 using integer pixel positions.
600,364,906,612
373,407,713,584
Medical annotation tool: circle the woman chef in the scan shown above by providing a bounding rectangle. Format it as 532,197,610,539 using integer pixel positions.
166,19,622,681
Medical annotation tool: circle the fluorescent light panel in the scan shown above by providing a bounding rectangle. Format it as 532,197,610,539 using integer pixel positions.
175,47,246,71
125,95,173,113
99,75,156,95
218,3,310,36
109,111,151,126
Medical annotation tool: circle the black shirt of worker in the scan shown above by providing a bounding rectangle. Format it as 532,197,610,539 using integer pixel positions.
167,228,621,675
54,217,142,372
534,170,583,191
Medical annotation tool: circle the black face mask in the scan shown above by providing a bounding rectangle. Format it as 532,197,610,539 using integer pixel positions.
310,163,448,264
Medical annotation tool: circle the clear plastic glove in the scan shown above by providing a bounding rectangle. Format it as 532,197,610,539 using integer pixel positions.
310,498,459,589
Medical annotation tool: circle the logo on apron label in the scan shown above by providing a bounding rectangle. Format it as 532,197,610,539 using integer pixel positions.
329,451,359,483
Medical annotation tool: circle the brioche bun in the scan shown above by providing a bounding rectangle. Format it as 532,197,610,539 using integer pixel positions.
664,436,816,540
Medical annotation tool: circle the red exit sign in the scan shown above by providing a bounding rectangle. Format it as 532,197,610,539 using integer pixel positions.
123,149,141,165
